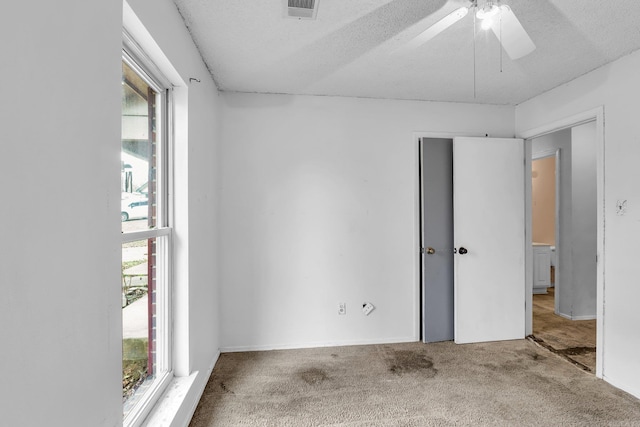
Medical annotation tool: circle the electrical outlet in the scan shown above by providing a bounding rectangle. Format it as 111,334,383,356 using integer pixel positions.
362,302,375,316
338,302,346,315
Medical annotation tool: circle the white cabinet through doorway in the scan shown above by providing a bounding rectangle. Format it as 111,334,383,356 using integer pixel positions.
533,243,551,294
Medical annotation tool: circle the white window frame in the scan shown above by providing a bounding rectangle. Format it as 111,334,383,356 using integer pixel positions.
122,32,175,427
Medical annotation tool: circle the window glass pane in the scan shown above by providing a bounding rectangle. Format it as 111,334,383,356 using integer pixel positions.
122,238,158,415
121,61,160,232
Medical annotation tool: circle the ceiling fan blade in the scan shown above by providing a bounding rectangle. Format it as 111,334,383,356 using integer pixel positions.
403,6,469,51
490,5,535,60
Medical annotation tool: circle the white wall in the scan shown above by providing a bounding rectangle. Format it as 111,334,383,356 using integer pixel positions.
516,49,640,398
219,93,514,350
0,1,222,426
0,1,123,426
570,122,597,319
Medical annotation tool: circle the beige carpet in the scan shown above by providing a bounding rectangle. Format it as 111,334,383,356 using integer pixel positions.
189,340,640,426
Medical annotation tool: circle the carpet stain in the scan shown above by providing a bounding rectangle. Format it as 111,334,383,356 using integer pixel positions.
519,349,546,361
558,346,596,356
387,350,437,377
299,368,328,385
220,381,234,394
330,353,338,359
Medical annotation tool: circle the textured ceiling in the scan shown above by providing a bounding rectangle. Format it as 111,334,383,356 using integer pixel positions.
173,0,640,105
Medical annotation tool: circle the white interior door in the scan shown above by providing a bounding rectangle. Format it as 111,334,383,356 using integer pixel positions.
453,137,525,344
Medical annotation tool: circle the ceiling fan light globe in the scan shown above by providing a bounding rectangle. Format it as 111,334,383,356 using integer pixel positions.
476,3,500,20
481,18,493,30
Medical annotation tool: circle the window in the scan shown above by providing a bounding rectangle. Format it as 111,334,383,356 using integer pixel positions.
121,43,173,425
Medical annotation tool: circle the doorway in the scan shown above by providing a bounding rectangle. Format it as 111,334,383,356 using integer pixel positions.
529,123,597,372
524,115,602,375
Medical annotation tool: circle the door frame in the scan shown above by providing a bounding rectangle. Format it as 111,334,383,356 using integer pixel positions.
413,131,483,342
519,106,605,378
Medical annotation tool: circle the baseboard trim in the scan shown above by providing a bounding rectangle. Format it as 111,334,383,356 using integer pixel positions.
220,337,417,353
571,314,596,321
556,312,596,321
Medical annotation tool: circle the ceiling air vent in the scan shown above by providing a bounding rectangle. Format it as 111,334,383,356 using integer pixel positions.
286,0,319,20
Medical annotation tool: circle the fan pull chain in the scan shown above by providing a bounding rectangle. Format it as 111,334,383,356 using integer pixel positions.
473,9,477,99
500,12,503,73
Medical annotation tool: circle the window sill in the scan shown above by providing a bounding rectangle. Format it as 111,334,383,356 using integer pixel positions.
141,371,199,427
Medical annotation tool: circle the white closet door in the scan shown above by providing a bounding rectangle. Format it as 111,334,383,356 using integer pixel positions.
453,137,525,344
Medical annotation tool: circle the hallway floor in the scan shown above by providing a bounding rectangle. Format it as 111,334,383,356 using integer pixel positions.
532,287,596,372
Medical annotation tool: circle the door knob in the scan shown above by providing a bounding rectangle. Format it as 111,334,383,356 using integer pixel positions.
458,247,468,255
426,247,435,255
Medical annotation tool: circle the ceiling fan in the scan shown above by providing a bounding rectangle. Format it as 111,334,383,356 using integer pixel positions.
404,0,536,60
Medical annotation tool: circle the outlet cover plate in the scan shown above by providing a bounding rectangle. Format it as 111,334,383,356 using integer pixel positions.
338,302,346,315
